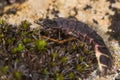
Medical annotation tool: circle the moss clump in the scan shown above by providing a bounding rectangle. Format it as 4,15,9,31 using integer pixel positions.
0,19,97,80
1,66,8,74
51,51,58,61
69,72,75,79
61,56,67,63
23,38,32,44
76,65,85,72
13,71,22,80
17,43,24,51
55,73,64,80
35,39,47,51
21,20,31,30
43,68,48,75
0,33,4,38
12,43,24,54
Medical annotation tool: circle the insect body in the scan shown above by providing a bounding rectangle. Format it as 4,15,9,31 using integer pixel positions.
37,17,112,76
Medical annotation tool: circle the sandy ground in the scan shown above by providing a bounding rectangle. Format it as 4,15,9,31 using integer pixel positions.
0,0,120,79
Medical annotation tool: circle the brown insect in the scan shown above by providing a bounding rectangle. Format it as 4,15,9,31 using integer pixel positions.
37,17,112,76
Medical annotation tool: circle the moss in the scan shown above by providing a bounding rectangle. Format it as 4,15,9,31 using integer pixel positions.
72,44,77,50
69,72,75,79
7,37,16,44
21,21,30,30
17,43,24,51
13,71,22,80
0,19,97,79
12,43,24,54
51,51,57,61
35,39,47,51
76,65,85,72
61,56,67,63
50,61,56,67
43,68,48,75
83,47,89,54
1,66,8,74
55,73,64,80
12,47,18,54
0,33,4,38
79,42,84,47
79,56,84,62
23,38,32,44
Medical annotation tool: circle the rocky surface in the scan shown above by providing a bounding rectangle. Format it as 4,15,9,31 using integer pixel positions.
0,0,120,80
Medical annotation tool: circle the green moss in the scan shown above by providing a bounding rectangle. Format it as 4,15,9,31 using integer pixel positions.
72,44,77,50
0,33,4,38
32,29,38,34
83,47,88,54
23,38,32,44
23,31,28,35
21,21,30,30
17,29,22,35
0,19,97,79
56,73,64,80
17,43,24,51
84,63,89,68
4,25,9,32
69,72,75,79
12,43,24,54
12,47,18,54
35,39,47,51
61,57,67,63
15,59,20,63
50,61,56,67
79,42,84,47
79,56,84,62
76,65,84,72
13,71,22,80
51,51,57,61
7,37,15,44
1,66,8,74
